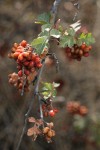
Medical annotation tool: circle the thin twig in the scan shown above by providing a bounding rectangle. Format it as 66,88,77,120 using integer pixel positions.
21,66,26,96
72,0,80,21
47,53,59,73
51,0,62,24
16,60,45,150
16,0,62,149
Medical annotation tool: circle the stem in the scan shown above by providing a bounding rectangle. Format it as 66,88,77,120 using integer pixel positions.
16,0,62,149
51,0,62,24
21,66,26,96
16,60,45,150
72,0,80,21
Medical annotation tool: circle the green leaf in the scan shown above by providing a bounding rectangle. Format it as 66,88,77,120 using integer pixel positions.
50,29,61,38
43,82,53,91
76,39,83,46
78,32,95,46
39,30,49,37
79,33,86,39
60,35,75,48
85,33,95,45
52,89,57,97
31,36,48,54
41,24,51,32
37,12,51,24
67,28,75,36
41,82,59,99
31,36,46,46
58,25,63,32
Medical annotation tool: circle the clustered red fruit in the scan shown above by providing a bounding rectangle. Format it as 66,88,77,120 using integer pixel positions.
8,40,42,93
66,101,88,116
43,122,55,143
65,43,92,61
42,103,59,117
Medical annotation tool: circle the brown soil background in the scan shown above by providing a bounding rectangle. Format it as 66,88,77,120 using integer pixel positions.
0,0,100,150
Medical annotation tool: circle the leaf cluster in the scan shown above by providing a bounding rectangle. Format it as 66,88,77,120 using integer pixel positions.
40,82,60,100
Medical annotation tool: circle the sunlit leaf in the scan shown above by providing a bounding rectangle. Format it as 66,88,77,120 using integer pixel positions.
50,29,61,38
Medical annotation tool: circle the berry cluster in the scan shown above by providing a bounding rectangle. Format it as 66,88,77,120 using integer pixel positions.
8,40,42,93
27,117,55,143
65,43,92,61
43,122,55,143
42,103,59,117
66,101,88,116
8,72,30,92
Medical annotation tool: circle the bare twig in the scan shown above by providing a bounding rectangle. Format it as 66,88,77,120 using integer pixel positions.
47,53,59,73
72,0,80,21
51,0,62,24
21,66,26,96
16,0,62,149
16,60,45,150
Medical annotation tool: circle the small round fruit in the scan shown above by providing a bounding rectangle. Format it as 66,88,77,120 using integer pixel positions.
47,130,55,137
43,127,49,134
84,52,89,57
36,63,42,68
81,44,86,49
79,106,88,116
18,70,23,77
49,110,55,117
24,69,30,76
13,52,20,59
18,54,24,61
20,40,27,47
88,46,92,50
14,43,18,48
79,50,83,56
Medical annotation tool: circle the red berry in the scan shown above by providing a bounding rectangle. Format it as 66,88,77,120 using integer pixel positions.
29,61,34,68
35,57,41,63
24,69,30,76
14,43,18,48
18,54,24,61
84,52,89,57
83,47,90,53
18,70,22,77
42,104,46,110
81,44,86,49
79,50,83,56
53,108,59,113
88,46,92,50
36,63,42,68
20,40,27,47
49,110,55,117
32,54,37,61
13,52,20,59
24,61,30,66
23,52,29,58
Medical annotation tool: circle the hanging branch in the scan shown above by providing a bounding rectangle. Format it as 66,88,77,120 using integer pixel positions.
15,0,62,150
51,0,62,24
16,60,45,150
72,0,80,21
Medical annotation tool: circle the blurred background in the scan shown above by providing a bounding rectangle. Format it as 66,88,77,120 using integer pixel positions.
0,0,100,150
